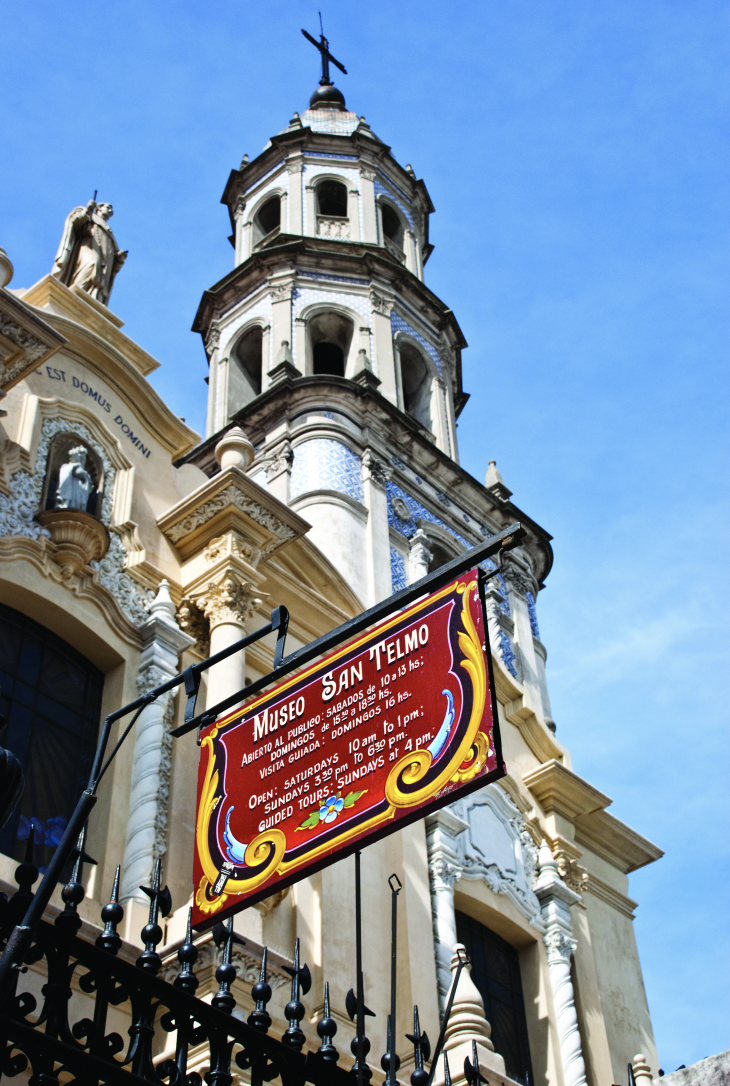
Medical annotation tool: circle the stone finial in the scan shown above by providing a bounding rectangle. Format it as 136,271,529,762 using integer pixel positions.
215,426,255,471
485,459,513,501
536,838,560,884
632,1055,654,1086
149,579,178,626
0,246,13,288
240,153,250,168
443,945,495,1054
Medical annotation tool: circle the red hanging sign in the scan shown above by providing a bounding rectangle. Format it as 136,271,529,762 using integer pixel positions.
192,568,504,929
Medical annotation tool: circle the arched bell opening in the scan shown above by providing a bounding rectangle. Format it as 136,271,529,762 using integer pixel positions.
398,342,433,432
232,325,263,406
252,195,281,248
379,199,406,263
309,311,354,378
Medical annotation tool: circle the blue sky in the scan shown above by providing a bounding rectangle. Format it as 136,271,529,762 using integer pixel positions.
2,0,728,1071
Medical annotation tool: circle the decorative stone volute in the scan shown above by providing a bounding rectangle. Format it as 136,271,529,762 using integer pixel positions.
36,509,109,577
214,427,254,471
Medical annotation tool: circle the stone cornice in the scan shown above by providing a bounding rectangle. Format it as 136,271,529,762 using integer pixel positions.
574,808,664,874
0,285,67,392
523,760,611,821
583,872,638,918
158,466,310,562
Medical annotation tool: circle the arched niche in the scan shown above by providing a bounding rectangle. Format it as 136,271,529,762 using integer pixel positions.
230,324,264,408
427,535,460,574
41,432,105,519
397,340,433,432
252,194,281,248
308,310,355,378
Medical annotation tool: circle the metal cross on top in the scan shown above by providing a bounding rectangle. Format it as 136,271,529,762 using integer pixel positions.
301,14,347,86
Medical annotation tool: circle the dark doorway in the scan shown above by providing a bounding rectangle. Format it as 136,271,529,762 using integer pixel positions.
0,603,103,874
456,911,534,1086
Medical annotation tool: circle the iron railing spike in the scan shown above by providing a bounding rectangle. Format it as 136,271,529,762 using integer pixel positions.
444,1051,453,1086
282,935,308,1050
55,826,88,936
174,907,199,995
317,979,339,1062
95,864,123,954
248,945,272,1033
211,916,238,1015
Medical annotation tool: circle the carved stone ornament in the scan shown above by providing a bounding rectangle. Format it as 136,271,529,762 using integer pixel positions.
177,598,210,657
36,509,110,578
233,197,246,220
391,496,412,522
266,441,294,481
0,314,49,387
503,559,535,599
554,850,589,897
204,532,262,569
429,856,462,891
543,928,578,966
163,483,297,555
270,283,293,303
205,322,221,354
359,166,377,182
369,290,392,316
51,201,127,307
160,941,289,989
191,571,263,629
361,449,391,489
0,417,152,625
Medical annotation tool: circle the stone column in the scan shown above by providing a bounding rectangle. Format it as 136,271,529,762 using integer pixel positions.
369,288,397,405
408,528,431,583
534,840,587,1086
121,581,195,904
348,186,361,241
269,276,294,361
361,449,392,605
192,571,263,709
425,807,469,1008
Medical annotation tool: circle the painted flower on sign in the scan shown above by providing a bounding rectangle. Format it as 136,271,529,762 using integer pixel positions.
319,795,344,824
296,789,367,832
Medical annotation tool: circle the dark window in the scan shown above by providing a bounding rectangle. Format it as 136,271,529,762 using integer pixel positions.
255,196,281,237
313,342,345,377
456,912,534,1086
317,180,348,217
382,203,402,245
0,604,103,874
399,343,432,430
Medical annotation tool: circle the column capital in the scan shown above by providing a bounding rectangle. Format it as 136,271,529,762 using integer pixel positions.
190,570,265,630
361,448,391,488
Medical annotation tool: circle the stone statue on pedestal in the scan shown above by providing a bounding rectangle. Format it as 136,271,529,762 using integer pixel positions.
52,200,127,306
56,446,93,511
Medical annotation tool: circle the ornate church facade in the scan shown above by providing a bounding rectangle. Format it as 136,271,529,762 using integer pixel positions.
0,61,662,1086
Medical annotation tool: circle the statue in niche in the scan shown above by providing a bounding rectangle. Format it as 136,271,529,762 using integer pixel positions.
55,446,93,512
52,200,127,307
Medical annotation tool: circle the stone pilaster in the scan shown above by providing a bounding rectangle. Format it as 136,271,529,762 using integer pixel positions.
121,581,194,905
534,840,587,1086
425,806,469,1008
361,448,392,605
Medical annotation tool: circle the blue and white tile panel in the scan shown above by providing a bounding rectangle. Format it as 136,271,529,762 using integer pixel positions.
390,549,407,593
305,151,359,161
375,170,412,205
386,479,509,614
290,438,364,503
390,313,442,378
373,177,414,231
497,629,518,678
299,271,370,286
526,592,540,639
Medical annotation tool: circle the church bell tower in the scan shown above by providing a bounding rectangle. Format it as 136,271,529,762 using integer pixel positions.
188,29,553,695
